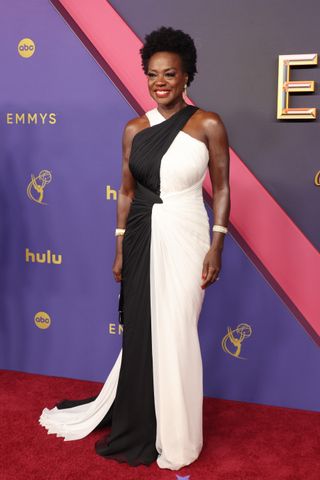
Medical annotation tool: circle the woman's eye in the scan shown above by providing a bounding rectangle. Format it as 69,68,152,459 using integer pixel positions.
147,72,175,78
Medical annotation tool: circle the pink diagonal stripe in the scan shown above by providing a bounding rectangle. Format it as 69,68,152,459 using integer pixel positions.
54,0,320,341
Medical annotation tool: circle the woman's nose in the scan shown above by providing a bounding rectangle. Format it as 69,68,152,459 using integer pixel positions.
155,78,166,85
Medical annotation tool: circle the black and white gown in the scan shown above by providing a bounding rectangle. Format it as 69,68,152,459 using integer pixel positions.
39,105,211,470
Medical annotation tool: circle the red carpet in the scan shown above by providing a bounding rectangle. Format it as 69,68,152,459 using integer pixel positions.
1,369,319,480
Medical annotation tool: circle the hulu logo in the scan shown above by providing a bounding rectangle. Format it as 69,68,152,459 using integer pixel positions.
25,248,62,264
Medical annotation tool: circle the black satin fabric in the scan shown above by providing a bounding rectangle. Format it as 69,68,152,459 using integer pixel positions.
56,105,199,466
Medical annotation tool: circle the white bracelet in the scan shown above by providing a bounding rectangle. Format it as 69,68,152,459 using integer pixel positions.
115,228,126,236
212,224,228,234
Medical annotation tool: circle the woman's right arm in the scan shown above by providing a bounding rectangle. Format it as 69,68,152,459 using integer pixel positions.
112,117,145,282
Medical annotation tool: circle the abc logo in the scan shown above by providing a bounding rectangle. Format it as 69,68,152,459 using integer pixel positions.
34,311,51,329
18,38,36,58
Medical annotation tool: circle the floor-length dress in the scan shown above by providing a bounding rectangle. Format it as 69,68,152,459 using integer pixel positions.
38,104,210,470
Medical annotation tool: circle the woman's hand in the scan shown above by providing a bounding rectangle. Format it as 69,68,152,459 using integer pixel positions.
112,252,123,282
201,247,222,289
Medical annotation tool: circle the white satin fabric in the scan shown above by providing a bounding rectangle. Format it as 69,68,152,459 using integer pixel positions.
38,107,210,470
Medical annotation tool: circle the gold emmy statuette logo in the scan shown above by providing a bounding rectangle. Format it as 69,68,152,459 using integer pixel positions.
277,53,318,120
221,323,252,360
314,170,320,186
34,311,51,329
18,38,36,58
27,169,52,205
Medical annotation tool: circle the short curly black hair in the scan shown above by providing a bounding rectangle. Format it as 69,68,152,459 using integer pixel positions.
139,26,197,86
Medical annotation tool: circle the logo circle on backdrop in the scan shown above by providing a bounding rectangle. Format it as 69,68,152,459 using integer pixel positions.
34,311,51,329
18,38,36,58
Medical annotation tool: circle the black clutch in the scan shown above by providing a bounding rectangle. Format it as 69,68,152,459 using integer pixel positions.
118,280,124,325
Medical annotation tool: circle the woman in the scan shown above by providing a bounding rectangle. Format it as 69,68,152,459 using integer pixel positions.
39,25,230,471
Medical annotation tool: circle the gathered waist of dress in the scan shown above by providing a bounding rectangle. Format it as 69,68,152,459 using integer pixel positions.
126,179,209,236
160,179,205,203
133,174,206,204
128,181,208,231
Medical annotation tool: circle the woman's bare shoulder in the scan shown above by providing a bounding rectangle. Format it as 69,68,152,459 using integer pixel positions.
195,107,224,125
194,108,228,141
122,113,150,144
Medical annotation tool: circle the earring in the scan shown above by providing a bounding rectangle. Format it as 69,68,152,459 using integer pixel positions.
183,83,188,97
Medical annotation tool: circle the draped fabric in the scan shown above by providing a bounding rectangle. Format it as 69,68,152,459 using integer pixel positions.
129,105,199,196
39,105,210,470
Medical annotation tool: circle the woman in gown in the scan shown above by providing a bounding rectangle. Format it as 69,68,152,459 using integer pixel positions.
38,26,230,471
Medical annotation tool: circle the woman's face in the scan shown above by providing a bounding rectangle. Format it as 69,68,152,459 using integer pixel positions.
146,51,188,106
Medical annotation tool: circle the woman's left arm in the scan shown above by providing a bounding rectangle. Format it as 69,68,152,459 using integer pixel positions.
201,112,231,289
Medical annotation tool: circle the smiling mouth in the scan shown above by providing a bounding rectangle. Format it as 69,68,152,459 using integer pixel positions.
155,90,170,96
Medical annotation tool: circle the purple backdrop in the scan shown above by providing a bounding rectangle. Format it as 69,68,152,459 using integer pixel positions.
0,0,319,413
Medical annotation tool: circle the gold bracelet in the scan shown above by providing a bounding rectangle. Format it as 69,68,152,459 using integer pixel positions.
212,224,228,234
115,228,126,236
